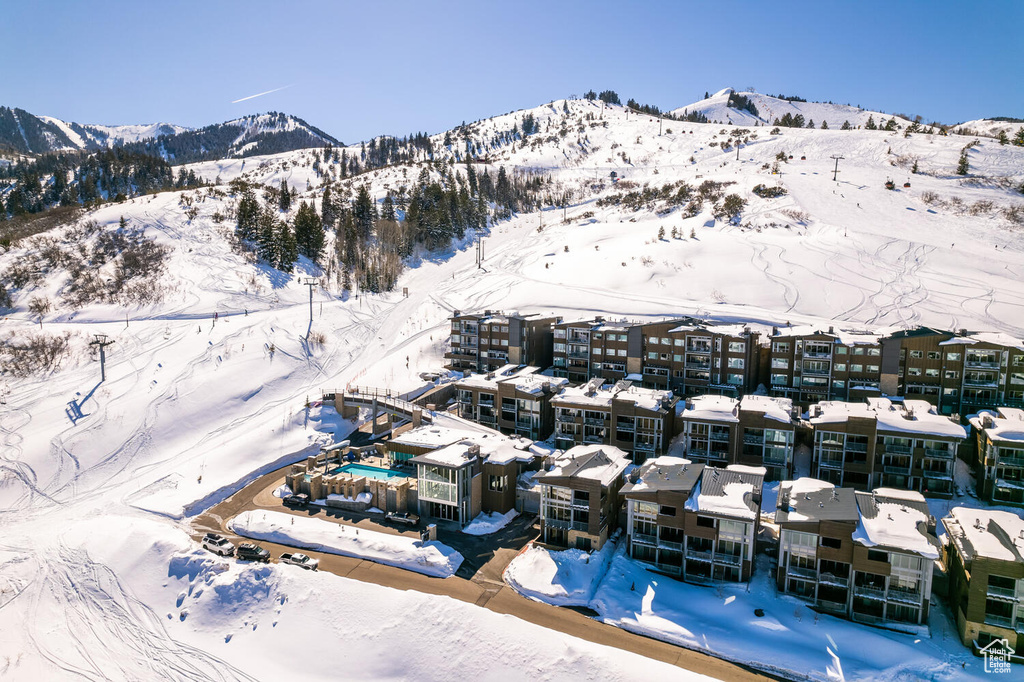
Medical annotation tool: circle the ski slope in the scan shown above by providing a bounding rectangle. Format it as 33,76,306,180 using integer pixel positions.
1,94,1023,680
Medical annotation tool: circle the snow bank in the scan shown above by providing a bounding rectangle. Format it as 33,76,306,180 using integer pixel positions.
503,535,618,606
462,509,518,536
230,510,463,578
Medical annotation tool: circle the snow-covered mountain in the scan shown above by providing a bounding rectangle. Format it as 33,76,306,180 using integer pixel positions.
0,107,338,161
952,117,1024,139
671,88,909,129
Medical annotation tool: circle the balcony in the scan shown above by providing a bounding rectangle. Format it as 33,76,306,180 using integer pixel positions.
685,360,711,369
479,415,497,425
819,458,845,470
743,435,765,445
802,367,831,376
884,444,912,455
883,464,912,475
819,573,850,588
570,521,590,532
634,442,657,452
786,565,818,581
803,350,832,359
987,584,1019,601
556,414,578,423
632,532,658,546
686,346,711,355
544,519,569,530
999,455,1024,468
924,447,954,460
845,442,868,453
851,612,889,626
984,614,1015,629
763,452,789,466
516,417,535,428
714,552,742,566
659,539,683,552
709,432,730,442
584,417,608,426
922,469,953,481
616,423,635,433
478,397,495,407
965,359,1000,369
568,351,590,360
583,435,606,444
964,377,1000,387
686,549,713,563
854,584,887,600
567,336,590,345
887,586,923,604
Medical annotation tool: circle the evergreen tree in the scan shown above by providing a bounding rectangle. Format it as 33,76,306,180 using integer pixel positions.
119,215,127,230
657,226,665,240
235,188,260,240
957,150,970,175
381,193,396,222
841,120,851,130
276,219,297,272
321,185,335,226
820,120,829,129
865,115,877,130
1014,127,1024,147
279,179,291,211
353,185,375,239
806,119,815,129
292,200,324,262
256,208,278,264
792,114,805,128
998,130,1009,145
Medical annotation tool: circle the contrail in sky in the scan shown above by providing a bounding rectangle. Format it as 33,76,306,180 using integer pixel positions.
231,84,293,104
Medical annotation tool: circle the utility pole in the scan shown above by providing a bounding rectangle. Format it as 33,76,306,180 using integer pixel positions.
831,154,844,182
90,334,115,383
301,277,317,337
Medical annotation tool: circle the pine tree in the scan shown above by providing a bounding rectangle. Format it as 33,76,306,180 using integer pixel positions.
293,200,324,262
119,215,127,230
381,194,396,222
841,120,852,130
865,115,877,130
807,119,815,129
657,226,665,240
279,179,291,211
276,220,297,272
998,130,1010,145
321,185,335,226
820,120,829,129
957,150,970,175
235,188,260,240
256,208,278,264
353,185,374,239
911,160,919,174
1014,127,1024,147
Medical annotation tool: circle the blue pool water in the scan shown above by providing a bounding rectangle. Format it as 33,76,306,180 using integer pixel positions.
332,463,411,481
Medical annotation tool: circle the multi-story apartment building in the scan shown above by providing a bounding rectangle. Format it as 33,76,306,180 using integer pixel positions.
670,395,796,480
445,310,561,373
968,408,1024,507
535,444,630,550
551,317,634,383
661,321,761,396
944,507,1024,650
808,398,966,496
776,480,939,628
454,365,568,440
622,458,763,582
765,326,884,405
881,328,1024,416
551,378,678,462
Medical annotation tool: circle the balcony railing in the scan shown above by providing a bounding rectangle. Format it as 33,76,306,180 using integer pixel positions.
569,521,590,532
709,432,730,442
568,351,590,360
819,573,850,588
854,584,887,600
887,586,923,604
803,351,832,359
632,532,657,546
964,377,999,387
984,614,1015,629
987,584,1019,601
763,452,789,466
616,423,635,433
479,415,497,425
922,469,953,481
686,549,713,563
478,397,495,406
845,442,868,453
884,444,912,454
659,539,683,551
819,458,845,470
686,346,711,355
786,565,818,581
883,465,912,475
544,519,569,530
584,417,607,426
743,435,765,445
802,367,831,376
714,552,742,566
685,360,711,369
516,417,535,428
998,455,1024,468
924,447,953,460
965,359,1000,369
851,611,889,626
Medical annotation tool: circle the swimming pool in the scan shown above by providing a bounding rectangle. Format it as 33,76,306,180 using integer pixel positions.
331,463,412,481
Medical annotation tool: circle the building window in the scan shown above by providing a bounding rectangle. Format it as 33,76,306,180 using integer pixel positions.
659,505,677,517
851,364,863,373
927,351,940,360
727,358,744,369
945,352,961,361
820,537,842,549
696,516,715,528
833,380,845,389
729,341,746,353
944,370,958,379
925,368,939,377
909,350,924,359
835,363,846,372
773,342,790,354
868,365,880,373
771,373,788,385
867,348,881,356
853,347,865,355
488,475,506,492
836,346,848,355
867,549,888,563
907,367,922,376
771,358,789,369
618,349,627,357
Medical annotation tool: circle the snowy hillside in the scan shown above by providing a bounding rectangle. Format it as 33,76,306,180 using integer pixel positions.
672,88,909,129
952,117,1024,139
2,93,1024,680
0,106,189,154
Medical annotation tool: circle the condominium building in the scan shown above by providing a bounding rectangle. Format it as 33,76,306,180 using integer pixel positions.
765,326,884,405
535,445,631,550
661,321,761,396
944,507,1024,650
551,378,678,461
808,398,966,496
671,394,740,467
454,365,568,439
969,408,1024,507
446,310,561,373
623,458,763,582
880,328,1024,416
552,317,634,383
776,480,939,628
736,395,797,481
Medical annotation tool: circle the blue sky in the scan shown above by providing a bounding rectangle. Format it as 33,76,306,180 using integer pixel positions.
3,1,1021,142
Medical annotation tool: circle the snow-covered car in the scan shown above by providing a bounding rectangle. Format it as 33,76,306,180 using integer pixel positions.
283,493,310,508
279,552,318,570
236,542,271,563
202,533,235,556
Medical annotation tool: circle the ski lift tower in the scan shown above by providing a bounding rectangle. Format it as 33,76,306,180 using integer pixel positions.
830,154,844,182
90,334,115,383
301,277,318,336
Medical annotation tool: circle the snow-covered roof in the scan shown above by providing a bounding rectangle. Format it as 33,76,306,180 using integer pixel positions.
853,490,939,559
535,445,630,487
552,379,672,412
621,456,701,495
776,479,858,524
411,442,480,468
390,425,477,450
683,465,764,521
677,395,739,422
739,395,793,424
969,408,1024,444
808,399,966,439
456,365,566,396
944,507,1024,564
938,332,1024,352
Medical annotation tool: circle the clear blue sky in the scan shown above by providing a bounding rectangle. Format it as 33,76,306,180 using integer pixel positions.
3,1,1021,143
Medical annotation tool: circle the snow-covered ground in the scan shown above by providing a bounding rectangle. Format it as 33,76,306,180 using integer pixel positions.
506,539,988,681
462,509,519,536
230,509,464,578
2,92,1023,679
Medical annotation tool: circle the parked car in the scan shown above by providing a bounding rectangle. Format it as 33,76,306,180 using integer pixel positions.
236,542,271,563
283,493,310,508
385,511,420,527
279,552,319,570
202,533,235,556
